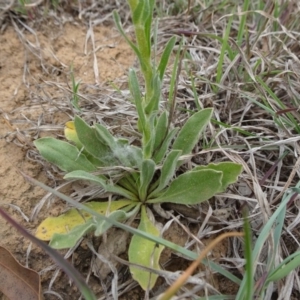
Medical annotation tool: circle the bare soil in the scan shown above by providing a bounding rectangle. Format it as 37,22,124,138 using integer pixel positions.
0,18,135,299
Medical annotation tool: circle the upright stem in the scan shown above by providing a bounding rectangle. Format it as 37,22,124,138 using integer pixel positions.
134,27,153,104
128,0,154,105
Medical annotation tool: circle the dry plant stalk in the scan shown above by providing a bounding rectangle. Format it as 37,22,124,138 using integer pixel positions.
159,231,244,300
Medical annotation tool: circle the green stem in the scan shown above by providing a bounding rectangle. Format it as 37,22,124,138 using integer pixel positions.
135,26,153,102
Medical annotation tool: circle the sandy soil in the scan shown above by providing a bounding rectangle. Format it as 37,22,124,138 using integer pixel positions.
0,18,136,299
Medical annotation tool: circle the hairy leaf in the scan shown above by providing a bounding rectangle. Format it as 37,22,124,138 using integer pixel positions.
129,69,147,133
150,150,182,197
34,138,96,172
94,123,117,151
74,116,114,165
145,75,161,113
138,159,156,201
172,108,213,157
50,220,96,249
153,127,179,163
194,162,243,192
64,170,138,200
65,120,110,167
147,169,223,205
153,111,168,151
94,123,141,168
157,36,176,81
131,0,144,25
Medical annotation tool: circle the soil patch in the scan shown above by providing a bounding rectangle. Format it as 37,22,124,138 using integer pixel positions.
0,18,135,299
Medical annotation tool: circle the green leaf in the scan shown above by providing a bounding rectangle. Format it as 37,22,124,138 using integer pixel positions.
153,127,179,163
74,116,113,165
157,36,176,81
194,162,243,192
149,150,182,197
64,170,138,200
168,38,183,113
269,192,286,268
64,121,105,167
50,219,96,249
132,0,144,25
34,138,96,173
148,169,223,205
153,111,168,151
27,174,241,284
138,159,156,201
129,69,146,133
94,123,116,150
144,0,154,55
128,206,164,290
145,75,161,114
215,15,233,92
143,113,157,159
172,108,213,157
117,175,139,196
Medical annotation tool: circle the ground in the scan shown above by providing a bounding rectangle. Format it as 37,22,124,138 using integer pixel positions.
0,8,233,299
0,13,136,299
1,1,300,300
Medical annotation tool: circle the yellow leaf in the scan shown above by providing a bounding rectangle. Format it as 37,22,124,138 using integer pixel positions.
36,200,133,241
64,121,82,148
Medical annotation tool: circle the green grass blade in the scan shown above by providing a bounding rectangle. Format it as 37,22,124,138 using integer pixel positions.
215,15,233,93
243,210,254,300
236,0,250,47
255,76,300,132
267,194,286,269
267,251,300,282
236,186,298,298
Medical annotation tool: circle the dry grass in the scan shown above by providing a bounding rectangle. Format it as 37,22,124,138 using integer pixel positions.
1,0,300,299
